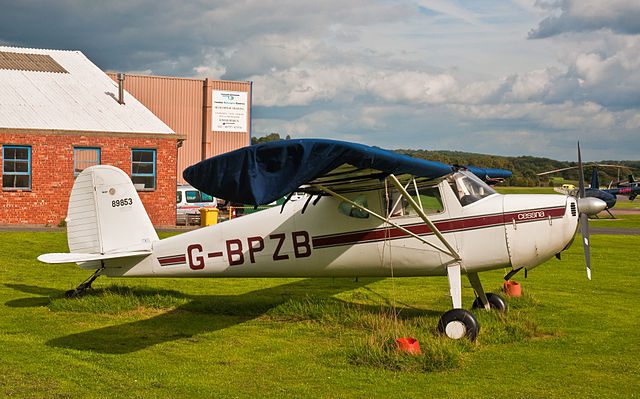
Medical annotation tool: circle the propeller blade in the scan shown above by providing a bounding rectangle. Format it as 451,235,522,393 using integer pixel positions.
580,213,591,280
577,142,585,199
577,142,592,279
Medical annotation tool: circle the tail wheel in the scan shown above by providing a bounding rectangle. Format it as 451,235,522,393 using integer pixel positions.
471,293,508,312
437,309,480,341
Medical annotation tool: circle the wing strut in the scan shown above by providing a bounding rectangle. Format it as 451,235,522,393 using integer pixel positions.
314,177,460,261
387,174,462,261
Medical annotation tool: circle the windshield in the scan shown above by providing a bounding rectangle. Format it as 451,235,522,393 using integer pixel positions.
448,171,497,206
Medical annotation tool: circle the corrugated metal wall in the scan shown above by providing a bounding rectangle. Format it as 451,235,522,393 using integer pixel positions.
108,73,251,183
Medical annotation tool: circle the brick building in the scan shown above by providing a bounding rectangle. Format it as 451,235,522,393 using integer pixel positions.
0,47,178,227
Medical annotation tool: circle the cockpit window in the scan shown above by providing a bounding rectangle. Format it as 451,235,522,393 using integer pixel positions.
448,171,496,206
387,183,444,217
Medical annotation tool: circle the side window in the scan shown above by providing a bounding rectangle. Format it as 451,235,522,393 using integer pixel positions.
200,192,214,202
185,190,200,203
2,145,31,190
185,190,214,203
338,195,370,219
409,186,444,215
388,184,444,217
74,147,100,176
176,191,182,204
131,149,156,191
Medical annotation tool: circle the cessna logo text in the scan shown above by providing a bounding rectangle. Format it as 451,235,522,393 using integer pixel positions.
517,211,545,220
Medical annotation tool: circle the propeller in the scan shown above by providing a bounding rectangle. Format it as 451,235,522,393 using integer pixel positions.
577,142,592,280
574,142,606,280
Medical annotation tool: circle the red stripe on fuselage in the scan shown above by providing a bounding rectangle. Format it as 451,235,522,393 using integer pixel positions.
158,255,187,266
312,206,565,249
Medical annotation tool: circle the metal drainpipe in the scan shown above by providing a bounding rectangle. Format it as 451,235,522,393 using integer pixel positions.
117,73,125,104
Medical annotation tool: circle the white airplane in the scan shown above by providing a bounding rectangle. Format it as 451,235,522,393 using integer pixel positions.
39,139,605,341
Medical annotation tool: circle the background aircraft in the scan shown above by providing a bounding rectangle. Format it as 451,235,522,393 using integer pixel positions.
39,139,605,342
603,173,640,201
608,174,638,189
538,164,638,217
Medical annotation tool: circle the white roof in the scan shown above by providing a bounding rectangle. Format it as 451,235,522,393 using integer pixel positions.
0,46,174,135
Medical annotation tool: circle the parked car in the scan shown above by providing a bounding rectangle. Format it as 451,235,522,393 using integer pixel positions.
176,185,217,225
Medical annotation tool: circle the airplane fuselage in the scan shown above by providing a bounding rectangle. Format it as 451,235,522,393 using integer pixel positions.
102,177,579,279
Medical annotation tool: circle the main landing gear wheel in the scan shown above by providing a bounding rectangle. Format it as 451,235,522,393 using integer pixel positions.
471,293,508,312
437,309,480,341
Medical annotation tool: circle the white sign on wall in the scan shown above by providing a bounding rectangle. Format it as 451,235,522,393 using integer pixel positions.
212,90,248,132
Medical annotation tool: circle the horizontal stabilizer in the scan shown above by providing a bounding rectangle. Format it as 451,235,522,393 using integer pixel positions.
38,251,152,264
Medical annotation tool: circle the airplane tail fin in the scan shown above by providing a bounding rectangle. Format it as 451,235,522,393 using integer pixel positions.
65,165,158,256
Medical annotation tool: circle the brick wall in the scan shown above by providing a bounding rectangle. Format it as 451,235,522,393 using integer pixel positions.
0,132,177,227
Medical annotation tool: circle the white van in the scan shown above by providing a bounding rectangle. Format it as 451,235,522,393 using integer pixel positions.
176,185,217,225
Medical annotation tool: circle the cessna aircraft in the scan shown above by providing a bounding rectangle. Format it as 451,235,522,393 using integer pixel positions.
39,139,605,341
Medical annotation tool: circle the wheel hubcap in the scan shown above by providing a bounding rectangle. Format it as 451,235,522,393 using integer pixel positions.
445,320,467,339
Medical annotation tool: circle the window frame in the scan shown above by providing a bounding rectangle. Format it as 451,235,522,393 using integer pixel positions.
131,148,156,191
387,182,444,218
2,145,32,191
73,147,101,176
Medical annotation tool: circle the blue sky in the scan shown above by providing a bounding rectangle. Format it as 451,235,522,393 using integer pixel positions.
1,0,638,160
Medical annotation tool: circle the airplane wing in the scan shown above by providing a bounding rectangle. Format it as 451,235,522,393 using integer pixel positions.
183,139,509,205
465,166,512,181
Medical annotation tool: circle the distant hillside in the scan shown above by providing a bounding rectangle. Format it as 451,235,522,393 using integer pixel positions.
396,149,638,187
249,134,637,187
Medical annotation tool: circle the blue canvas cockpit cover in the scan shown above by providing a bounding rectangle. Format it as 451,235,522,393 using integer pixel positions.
183,139,512,205
183,139,455,205
465,166,512,181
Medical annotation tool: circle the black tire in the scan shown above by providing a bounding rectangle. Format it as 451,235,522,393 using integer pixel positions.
437,308,480,341
472,293,508,312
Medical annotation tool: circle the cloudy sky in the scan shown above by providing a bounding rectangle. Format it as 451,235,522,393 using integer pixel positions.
1,0,639,160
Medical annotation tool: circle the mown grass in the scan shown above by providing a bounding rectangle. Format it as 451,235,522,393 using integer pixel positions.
0,231,639,398
48,285,190,315
612,200,640,210
590,213,640,229
264,293,548,372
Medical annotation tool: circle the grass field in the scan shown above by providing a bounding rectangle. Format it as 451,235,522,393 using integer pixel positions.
1,230,639,398
590,214,640,229
614,200,640,210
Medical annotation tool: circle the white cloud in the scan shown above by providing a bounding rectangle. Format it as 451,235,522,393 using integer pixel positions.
529,0,640,38
1,0,639,160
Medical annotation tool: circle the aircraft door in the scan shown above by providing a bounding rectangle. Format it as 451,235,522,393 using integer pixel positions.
381,183,455,274
443,174,509,272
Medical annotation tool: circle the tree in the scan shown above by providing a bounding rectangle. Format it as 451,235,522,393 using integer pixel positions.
251,133,291,145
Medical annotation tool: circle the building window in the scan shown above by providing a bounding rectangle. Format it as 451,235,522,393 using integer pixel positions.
2,145,31,190
131,149,156,191
73,147,100,176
